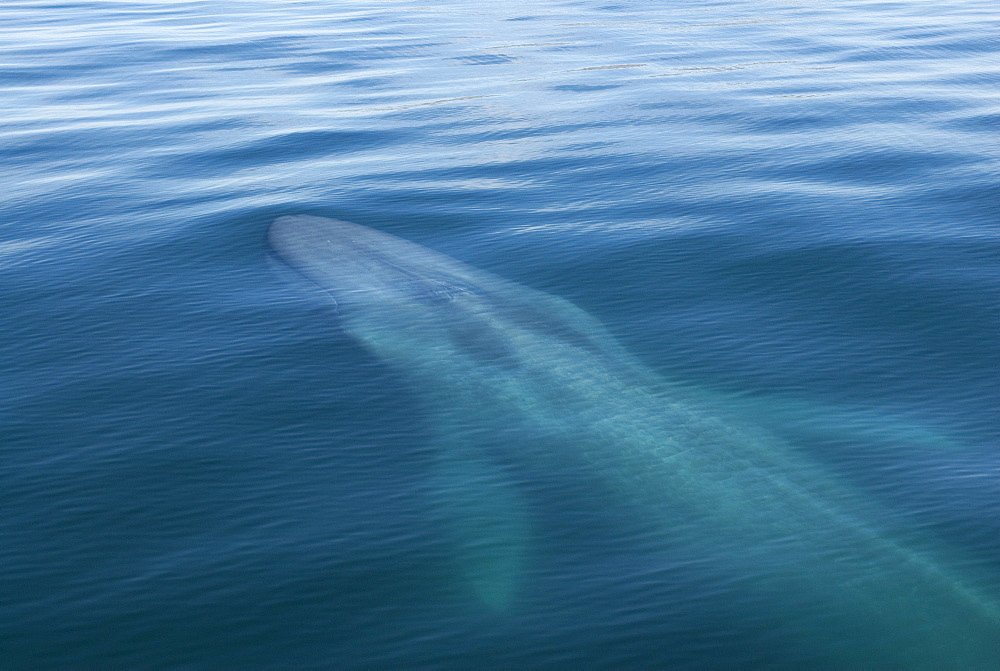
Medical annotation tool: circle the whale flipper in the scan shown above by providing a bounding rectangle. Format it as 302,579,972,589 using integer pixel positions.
429,444,529,611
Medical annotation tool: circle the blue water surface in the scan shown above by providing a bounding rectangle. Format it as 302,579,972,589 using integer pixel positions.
3,0,999,667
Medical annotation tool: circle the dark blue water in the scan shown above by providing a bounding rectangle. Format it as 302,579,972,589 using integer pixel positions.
3,0,999,667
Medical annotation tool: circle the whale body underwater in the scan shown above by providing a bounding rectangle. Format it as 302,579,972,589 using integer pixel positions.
268,214,999,667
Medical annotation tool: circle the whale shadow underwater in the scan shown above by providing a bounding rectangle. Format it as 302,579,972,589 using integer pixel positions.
268,214,1000,668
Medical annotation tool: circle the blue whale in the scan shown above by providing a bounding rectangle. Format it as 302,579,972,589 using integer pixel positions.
269,214,999,667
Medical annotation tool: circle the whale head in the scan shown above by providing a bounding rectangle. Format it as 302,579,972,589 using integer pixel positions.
269,215,475,306
268,214,634,378
268,215,508,366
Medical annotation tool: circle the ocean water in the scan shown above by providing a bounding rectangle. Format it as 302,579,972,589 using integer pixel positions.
3,0,999,667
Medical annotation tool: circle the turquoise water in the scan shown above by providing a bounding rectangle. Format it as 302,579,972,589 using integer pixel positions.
3,0,999,667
